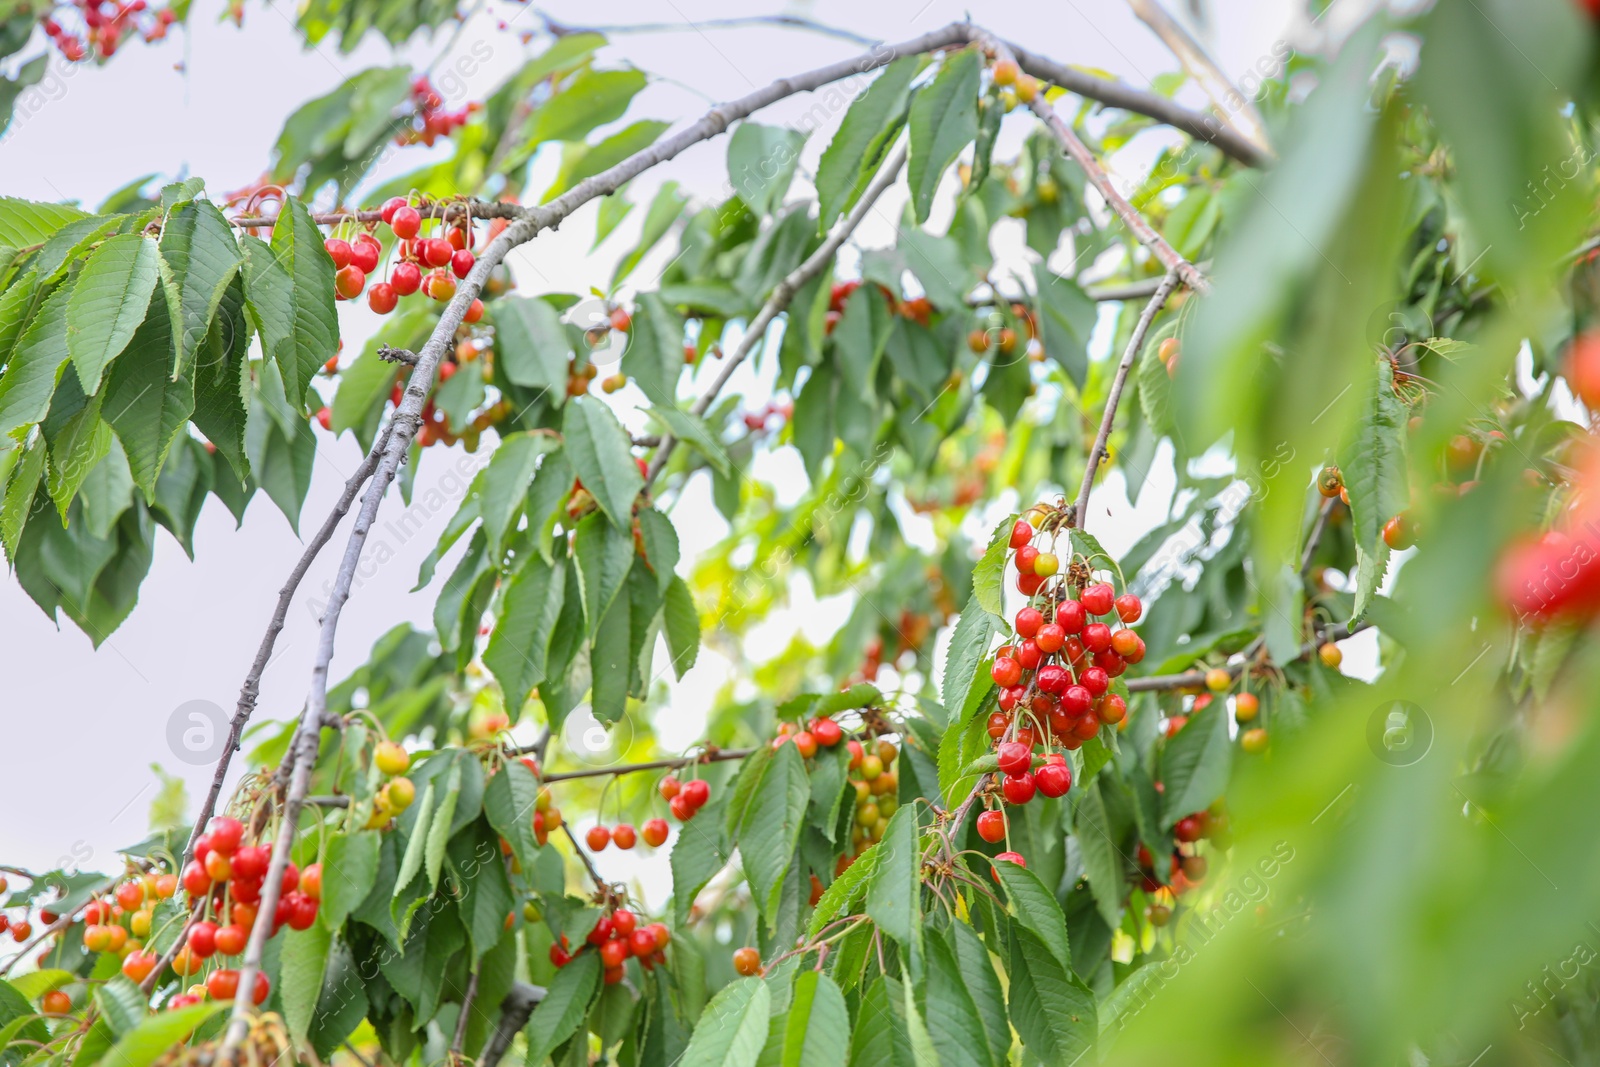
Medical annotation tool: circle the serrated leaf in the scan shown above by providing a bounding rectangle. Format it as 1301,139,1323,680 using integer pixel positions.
524,951,601,1065
1341,358,1410,557
663,574,701,678
680,977,771,1067
394,779,436,897
102,287,194,494
817,56,920,231
865,805,920,947
575,509,634,636
738,741,810,929
424,762,461,891
949,920,1009,1067
243,199,337,413
492,295,570,394
938,693,993,809
485,553,566,714
563,395,643,528
994,860,1071,971
941,597,1001,728
646,405,730,476
157,198,242,378
907,50,981,224
1005,924,1097,1065
1073,777,1124,929
479,430,558,559
807,844,877,937
672,798,732,925
728,122,804,218
0,279,71,446
484,758,542,871
280,922,332,1045
1158,700,1232,827
321,829,380,931
65,234,159,396
99,1001,227,1067
781,970,849,1067
0,196,88,247
920,926,994,1067
972,515,1015,616
93,975,146,1036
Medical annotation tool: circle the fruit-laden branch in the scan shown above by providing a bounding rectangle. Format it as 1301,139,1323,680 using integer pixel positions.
1125,622,1368,692
979,34,1211,295
481,982,546,1067
1074,271,1181,529
226,199,523,229
180,422,395,895
999,36,1270,168
540,747,756,782
646,139,909,485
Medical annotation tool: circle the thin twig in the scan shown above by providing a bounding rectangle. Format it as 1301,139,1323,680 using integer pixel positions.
1073,272,1181,529
377,345,418,366
532,9,880,47
646,139,909,485
1300,497,1336,576
538,748,755,783
980,35,1210,294
1125,0,1273,161
451,966,481,1055
180,421,394,892
1125,622,1366,692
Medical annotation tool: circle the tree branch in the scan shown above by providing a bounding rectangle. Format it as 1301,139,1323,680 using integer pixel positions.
481,982,546,1067
538,747,755,783
227,199,522,229
1124,0,1274,162
979,35,1210,295
450,966,480,1055
646,139,909,486
531,9,880,48
1300,497,1336,576
1125,622,1367,692
1073,272,1181,529
561,823,609,895
999,36,1270,168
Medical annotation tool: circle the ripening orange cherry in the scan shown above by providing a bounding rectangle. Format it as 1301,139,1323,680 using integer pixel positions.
375,741,410,775
1319,642,1343,669
732,946,763,976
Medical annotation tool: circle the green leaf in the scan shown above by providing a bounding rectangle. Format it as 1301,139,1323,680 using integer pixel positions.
807,843,877,937
492,295,570,394
100,1001,227,1067
941,596,1001,727
0,280,70,446
728,122,804,218
0,196,88,247
1005,924,1097,1065
865,805,920,947
949,920,1010,1067
46,392,111,520
0,435,44,558
102,288,194,496
971,515,1016,617
920,926,995,1067
480,431,558,559
562,395,643,527
1137,319,1178,434
673,798,732,925
817,56,920,231
485,553,566,713
394,778,435,897
613,181,687,287
548,119,672,200
575,509,634,639
662,575,702,680
1032,265,1097,391
280,921,332,1045
645,405,730,476
994,860,1071,971
834,285,893,402
525,951,601,1065
93,975,146,1036
530,68,648,146
190,273,251,482
739,741,811,929
322,829,380,931
485,757,542,871
65,234,160,396
1073,777,1124,929
1158,699,1232,827
1341,359,1410,560
937,693,993,809
424,761,461,891
907,50,981,224
781,970,849,1067
157,198,242,378
680,977,771,1067
246,199,338,412
588,563,633,725
849,976,918,1067
1352,538,1391,624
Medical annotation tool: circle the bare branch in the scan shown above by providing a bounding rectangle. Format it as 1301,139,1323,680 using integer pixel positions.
538,747,755,783
531,8,880,48
1126,622,1367,692
378,345,418,366
1073,272,1182,528
450,966,480,1055
1300,497,1336,576
1125,0,1274,161
646,139,909,485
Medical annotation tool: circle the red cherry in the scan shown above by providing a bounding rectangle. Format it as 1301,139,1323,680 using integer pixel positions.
1015,545,1039,573
188,920,218,958
368,282,398,315
1174,815,1204,843
1093,650,1125,678
612,824,637,850
323,238,353,269
1072,713,1100,740
206,969,239,1000
288,895,319,930
587,917,614,946
1009,520,1033,549
600,938,629,968
642,818,669,847
335,265,366,299
465,298,485,324
349,235,381,273
1014,607,1043,638
812,718,843,746
987,712,1009,739
1018,572,1044,596
1080,667,1110,696
611,909,637,937
230,846,268,881
214,925,246,956
993,852,1026,881
1001,772,1036,805
379,197,407,224
586,826,611,851
425,270,456,301
181,862,210,897
1056,600,1086,633
1035,623,1065,653
1111,629,1141,658
1035,762,1072,798
630,929,656,957
1115,594,1143,623
682,779,710,808
391,261,422,295
550,942,572,967
669,794,694,821
390,206,422,239
996,741,1032,776
1083,623,1113,654
1016,640,1042,670
976,809,1007,843
658,776,681,801
1035,664,1069,694
991,656,1022,688
997,686,1021,711
423,238,454,267
208,816,244,854
451,249,475,278
1061,685,1092,716
1099,694,1127,724
1081,583,1115,616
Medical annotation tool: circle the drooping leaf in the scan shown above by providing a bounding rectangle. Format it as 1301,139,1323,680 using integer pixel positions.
679,977,771,1067
524,951,601,1065
156,197,242,378
1158,699,1233,827
102,287,194,495
563,395,643,527
65,233,160,396
817,56,920,231
865,804,920,947
738,741,811,929
906,50,981,224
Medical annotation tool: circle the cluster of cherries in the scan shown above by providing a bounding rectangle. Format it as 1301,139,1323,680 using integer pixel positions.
396,76,479,148
823,279,934,336
1137,802,1225,926
39,0,176,62
656,773,713,823
841,736,900,874
324,200,493,321
548,907,673,986
582,816,669,853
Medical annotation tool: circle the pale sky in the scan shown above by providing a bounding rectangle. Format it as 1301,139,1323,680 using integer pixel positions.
0,0,1352,898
